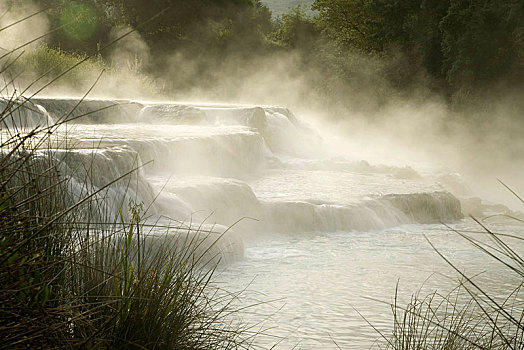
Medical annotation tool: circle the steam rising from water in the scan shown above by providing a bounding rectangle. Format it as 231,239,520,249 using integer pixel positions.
0,1,49,51
108,25,151,72
3,1,522,212
2,3,523,348
3,96,511,236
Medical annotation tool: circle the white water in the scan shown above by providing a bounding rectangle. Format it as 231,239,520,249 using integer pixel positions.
3,97,522,348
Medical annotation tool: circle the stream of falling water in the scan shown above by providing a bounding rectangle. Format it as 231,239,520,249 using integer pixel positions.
2,97,522,348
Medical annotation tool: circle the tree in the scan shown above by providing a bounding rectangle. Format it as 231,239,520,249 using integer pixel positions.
313,0,385,51
440,0,523,90
270,6,319,49
27,0,272,56
109,0,271,52
25,0,124,54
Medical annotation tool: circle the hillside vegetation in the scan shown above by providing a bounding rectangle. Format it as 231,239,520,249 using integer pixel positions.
4,0,521,113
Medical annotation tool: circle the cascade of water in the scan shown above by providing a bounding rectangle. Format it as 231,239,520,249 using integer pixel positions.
2,97,479,263
32,98,143,124
0,98,55,129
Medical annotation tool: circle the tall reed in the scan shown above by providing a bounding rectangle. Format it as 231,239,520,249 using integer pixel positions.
380,211,524,349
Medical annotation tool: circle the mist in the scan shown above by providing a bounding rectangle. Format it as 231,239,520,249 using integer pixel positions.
2,1,524,348
0,0,49,51
140,45,524,210
3,0,523,212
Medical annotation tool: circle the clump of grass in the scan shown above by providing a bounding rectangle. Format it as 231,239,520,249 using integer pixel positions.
379,205,524,349
67,205,251,349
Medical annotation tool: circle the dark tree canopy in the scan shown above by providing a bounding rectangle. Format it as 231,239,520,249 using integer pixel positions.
9,0,523,104
312,0,524,92
28,0,271,55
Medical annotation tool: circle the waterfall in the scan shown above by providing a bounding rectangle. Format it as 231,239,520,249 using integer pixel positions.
1,96,471,263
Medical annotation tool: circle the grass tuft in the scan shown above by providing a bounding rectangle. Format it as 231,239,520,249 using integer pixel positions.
380,209,524,349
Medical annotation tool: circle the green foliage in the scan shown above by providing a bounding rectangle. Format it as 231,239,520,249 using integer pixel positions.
409,0,449,78
312,0,524,99
313,0,385,51
60,1,98,41
27,0,121,54
31,0,272,55
440,0,524,90
23,0,521,105
270,6,319,48
15,45,106,84
8,0,524,111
